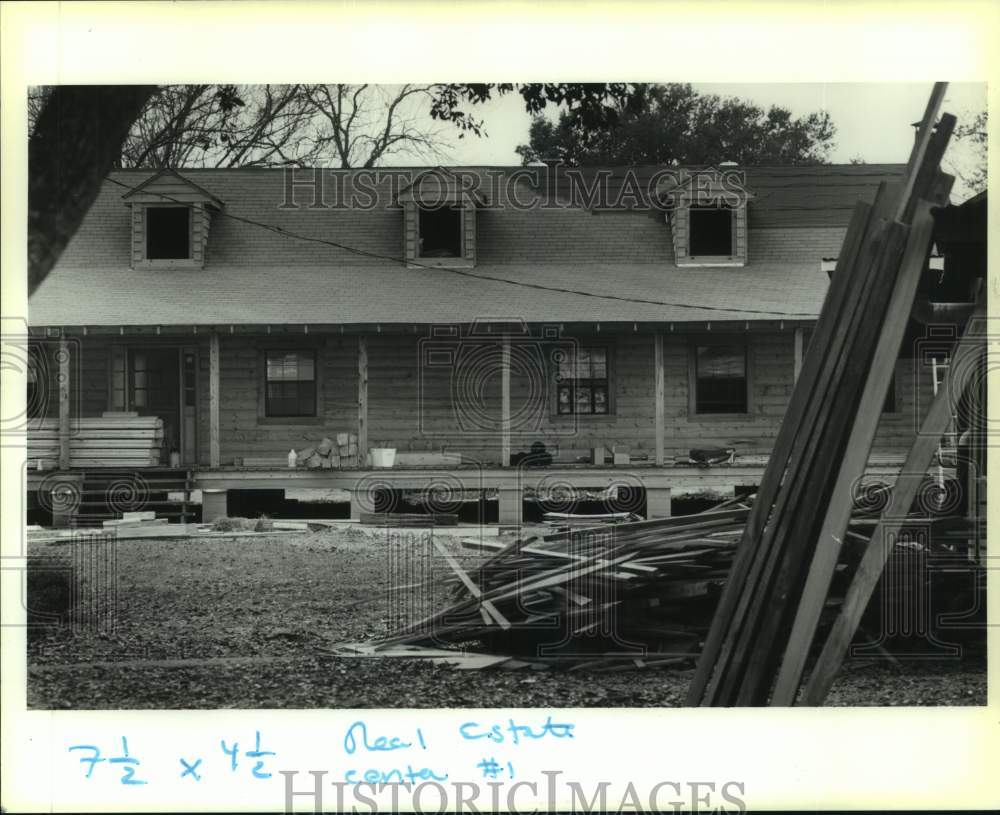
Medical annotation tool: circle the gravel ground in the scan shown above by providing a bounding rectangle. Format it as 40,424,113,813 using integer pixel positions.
26,529,986,709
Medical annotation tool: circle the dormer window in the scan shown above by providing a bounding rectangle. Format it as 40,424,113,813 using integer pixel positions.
398,168,483,268
659,168,750,267
146,206,192,260
418,205,463,258
689,204,734,257
122,169,224,270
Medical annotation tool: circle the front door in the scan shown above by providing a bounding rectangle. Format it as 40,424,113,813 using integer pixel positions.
127,348,181,464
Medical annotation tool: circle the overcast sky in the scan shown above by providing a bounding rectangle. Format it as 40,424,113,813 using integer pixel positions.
405,82,986,198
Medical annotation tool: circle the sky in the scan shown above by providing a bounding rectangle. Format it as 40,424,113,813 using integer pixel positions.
397,82,987,199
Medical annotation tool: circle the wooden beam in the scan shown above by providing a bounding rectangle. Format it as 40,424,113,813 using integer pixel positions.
357,335,368,466
770,201,938,705
792,328,804,383
58,338,70,470
654,333,665,466
208,332,220,467
799,306,985,705
500,334,511,468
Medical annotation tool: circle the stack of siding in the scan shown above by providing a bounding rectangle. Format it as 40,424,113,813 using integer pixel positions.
27,416,164,468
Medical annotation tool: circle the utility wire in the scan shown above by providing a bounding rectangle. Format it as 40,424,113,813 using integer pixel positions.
104,174,823,319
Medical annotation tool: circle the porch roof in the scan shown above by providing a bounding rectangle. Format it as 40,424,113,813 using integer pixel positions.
28,260,827,327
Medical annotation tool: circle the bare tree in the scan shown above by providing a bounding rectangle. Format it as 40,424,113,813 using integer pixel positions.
301,84,448,168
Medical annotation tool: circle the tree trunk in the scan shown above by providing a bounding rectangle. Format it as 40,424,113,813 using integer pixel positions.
28,85,156,295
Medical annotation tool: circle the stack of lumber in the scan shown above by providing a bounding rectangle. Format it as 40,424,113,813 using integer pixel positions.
360,512,459,527
296,433,358,469
102,510,168,530
333,500,970,671
28,416,164,468
350,504,759,669
687,83,966,706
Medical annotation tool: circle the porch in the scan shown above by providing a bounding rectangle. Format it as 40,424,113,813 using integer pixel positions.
25,320,922,527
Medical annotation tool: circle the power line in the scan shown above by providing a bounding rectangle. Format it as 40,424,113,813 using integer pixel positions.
104,174,822,319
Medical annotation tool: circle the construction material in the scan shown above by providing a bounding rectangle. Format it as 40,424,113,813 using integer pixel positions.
353,504,754,668
687,83,959,706
295,433,358,469
799,308,985,705
28,416,164,468
360,512,459,527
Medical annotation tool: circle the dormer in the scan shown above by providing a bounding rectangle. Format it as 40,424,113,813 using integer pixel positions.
658,167,751,267
122,169,224,270
397,168,484,268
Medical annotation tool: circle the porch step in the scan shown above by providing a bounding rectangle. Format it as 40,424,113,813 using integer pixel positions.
73,468,198,526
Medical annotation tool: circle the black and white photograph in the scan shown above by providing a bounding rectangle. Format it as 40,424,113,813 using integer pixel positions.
1,2,996,812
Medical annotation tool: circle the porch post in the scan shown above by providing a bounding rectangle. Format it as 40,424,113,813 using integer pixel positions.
209,332,220,467
793,327,804,383
357,335,368,467
654,332,665,466
58,336,71,470
500,334,511,467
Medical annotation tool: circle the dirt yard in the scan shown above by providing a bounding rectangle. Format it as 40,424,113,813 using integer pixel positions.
26,528,986,709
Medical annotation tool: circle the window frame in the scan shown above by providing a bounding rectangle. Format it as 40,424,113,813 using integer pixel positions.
687,204,736,259
687,337,754,419
143,204,194,262
258,346,323,424
550,343,616,418
417,204,465,260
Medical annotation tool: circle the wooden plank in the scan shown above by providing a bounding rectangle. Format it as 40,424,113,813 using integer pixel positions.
724,217,910,705
770,201,939,705
58,338,70,470
357,335,368,466
687,195,883,705
209,332,220,468
654,333,665,466
800,307,985,705
501,334,511,467
431,538,511,629
792,328,804,382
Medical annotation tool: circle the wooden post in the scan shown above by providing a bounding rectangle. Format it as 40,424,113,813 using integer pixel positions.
799,307,985,706
208,332,220,467
792,328,804,383
58,337,70,470
654,333,665,466
497,487,521,526
357,335,368,467
646,486,672,519
500,334,511,468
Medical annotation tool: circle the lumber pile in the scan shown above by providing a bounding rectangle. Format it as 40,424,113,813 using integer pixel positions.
687,83,970,706
102,510,168,530
28,416,164,468
296,433,358,469
360,512,459,527
350,504,757,669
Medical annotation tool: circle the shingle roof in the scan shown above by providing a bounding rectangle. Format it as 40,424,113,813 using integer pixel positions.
28,164,904,328
29,260,828,326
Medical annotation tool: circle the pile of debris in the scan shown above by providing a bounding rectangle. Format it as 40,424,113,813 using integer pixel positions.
332,496,980,672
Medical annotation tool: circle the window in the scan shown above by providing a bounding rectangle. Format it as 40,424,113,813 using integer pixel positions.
265,351,316,417
693,344,748,414
689,205,734,257
556,346,610,415
418,206,462,258
146,207,191,260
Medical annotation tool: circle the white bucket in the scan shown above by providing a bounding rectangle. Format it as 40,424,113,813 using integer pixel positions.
370,448,396,468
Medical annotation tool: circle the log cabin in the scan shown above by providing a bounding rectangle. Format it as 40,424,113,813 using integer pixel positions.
25,163,967,526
